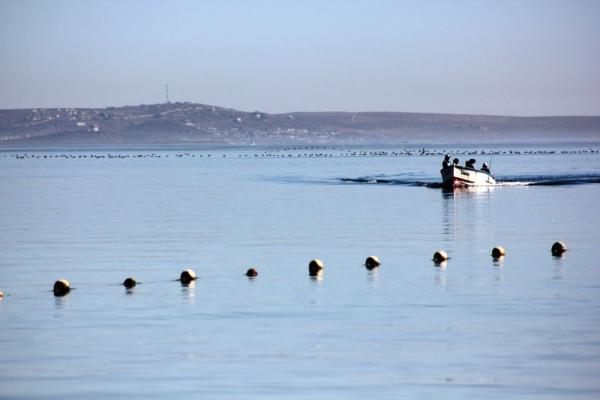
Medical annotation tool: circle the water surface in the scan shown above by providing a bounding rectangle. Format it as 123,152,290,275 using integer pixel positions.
1,144,599,399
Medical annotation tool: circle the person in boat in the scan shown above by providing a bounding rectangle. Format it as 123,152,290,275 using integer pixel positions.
465,158,476,169
453,158,459,167
442,154,451,169
481,162,490,173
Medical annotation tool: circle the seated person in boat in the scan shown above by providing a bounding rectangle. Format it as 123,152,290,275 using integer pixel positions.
481,162,490,173
442,154,451,168
465,158,476,169
453,158,460,167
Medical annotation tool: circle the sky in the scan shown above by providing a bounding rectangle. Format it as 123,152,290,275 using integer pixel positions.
1,0,599,115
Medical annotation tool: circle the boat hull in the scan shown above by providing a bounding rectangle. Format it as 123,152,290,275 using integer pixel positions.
441,166,496,188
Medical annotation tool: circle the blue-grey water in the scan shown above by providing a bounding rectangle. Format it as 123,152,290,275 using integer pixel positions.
1,144,600,399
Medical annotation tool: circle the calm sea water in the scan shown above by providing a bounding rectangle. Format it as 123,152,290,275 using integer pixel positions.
1,144,600,399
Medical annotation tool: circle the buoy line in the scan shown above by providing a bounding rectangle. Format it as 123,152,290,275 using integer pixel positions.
0,243,571,299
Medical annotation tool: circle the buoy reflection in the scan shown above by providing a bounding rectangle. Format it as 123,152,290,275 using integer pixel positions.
181,280,196,300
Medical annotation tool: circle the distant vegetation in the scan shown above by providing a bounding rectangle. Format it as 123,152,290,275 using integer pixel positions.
1,102,599,147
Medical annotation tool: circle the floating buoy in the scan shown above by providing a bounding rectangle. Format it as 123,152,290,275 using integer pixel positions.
245,268,258,277
552,241,567,256
433,250,448,264
123,277,137,288
308,259,324,276
0,291,4,298
365,256,380,270
180,269,197,284
53,279,70,297
491,246,506,259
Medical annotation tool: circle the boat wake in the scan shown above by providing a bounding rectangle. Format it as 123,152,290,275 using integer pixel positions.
339,173,600,188
497,174,600,186
339,176,435,187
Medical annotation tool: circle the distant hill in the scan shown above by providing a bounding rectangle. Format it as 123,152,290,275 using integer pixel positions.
1,102,599,147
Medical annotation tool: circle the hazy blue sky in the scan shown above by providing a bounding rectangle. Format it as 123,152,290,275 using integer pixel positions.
1,0,599,115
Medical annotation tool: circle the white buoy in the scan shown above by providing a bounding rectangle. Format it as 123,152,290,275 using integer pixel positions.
309,259,324,276
53,279,70,297
180,269,197,284
552,241,567,256
491,246,506,259
365,256,381,270
433,250,448,264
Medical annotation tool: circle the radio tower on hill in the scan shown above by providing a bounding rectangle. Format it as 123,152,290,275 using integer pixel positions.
165,84,171,104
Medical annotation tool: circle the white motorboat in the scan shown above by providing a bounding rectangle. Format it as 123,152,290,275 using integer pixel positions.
440,165,496,188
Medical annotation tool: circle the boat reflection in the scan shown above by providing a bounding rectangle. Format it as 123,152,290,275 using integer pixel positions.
442,185,496,197
441,184,495,240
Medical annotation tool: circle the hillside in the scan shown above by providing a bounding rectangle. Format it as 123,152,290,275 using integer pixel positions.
1,102,599,147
